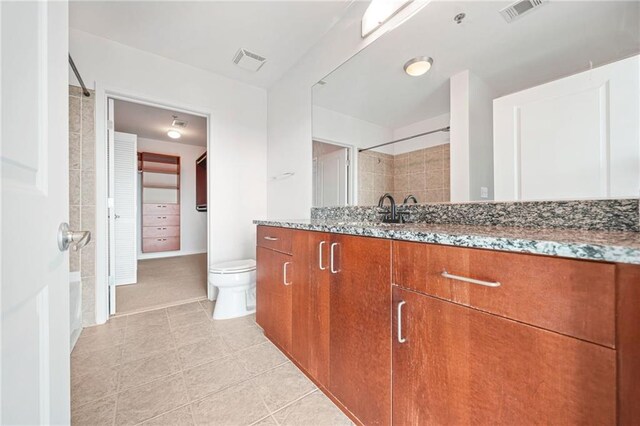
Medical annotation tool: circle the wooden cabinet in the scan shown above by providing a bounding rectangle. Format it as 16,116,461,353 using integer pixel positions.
328,234,392,426
195,152,206,211
392,286,616,425
255,225,640,426
256,246,292,353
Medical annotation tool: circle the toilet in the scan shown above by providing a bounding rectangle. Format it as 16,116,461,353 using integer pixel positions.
208,259,257,320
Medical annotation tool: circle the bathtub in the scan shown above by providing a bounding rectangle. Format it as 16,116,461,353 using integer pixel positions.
70,271,82,350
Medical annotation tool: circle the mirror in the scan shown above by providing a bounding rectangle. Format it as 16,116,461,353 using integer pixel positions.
312,0,640,207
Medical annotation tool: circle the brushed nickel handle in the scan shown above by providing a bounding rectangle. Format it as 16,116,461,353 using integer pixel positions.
264,236,278,241
57,223,91,252
319,241,326,270
441,271,501,288
330,243,339,274
283,262,292,286
397,301,407,343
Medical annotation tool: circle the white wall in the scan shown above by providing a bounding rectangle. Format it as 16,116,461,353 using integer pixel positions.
70,29,267,322
135,138,207,260
391,113,450,155
267,2,430,219
313,105,392,151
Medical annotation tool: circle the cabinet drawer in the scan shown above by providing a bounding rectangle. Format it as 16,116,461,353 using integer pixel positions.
143,214,180,226
142,236,180,253
392,241,616,347
257,226,292,254
143,203,180,215
142,226,180,238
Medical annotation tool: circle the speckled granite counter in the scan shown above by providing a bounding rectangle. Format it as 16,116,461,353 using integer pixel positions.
253,219,640,265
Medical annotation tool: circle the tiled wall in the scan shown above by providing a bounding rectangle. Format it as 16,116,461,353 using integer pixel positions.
358,143,450,205
69,85,97,327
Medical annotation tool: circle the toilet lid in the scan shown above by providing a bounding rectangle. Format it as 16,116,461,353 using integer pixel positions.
209,259,256,274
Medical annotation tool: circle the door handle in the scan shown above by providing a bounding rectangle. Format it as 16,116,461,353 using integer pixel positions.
264,236,278,241
319,241,326,270
441,271,501,288
57,223,92,252
397,300,407,343
330,243,339,274
283,262,292,286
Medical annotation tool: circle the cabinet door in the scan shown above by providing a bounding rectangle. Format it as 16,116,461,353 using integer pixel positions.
392,286,616,425
291,231,331,386
256,246,292,353
329,235,391,425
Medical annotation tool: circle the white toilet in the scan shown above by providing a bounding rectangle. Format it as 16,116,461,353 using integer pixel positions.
208,259,256,320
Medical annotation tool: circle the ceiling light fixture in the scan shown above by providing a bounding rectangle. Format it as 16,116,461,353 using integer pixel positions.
403,56,433,77
167,130,181,139
361,0,411,38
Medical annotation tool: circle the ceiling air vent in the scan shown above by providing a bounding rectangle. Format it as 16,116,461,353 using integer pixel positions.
233,48,267,72
500,0,547,23
171,118,188,128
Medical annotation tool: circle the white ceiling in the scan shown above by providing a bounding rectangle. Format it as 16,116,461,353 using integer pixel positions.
313,1,640,129
69,1,350,89
114,99,207,146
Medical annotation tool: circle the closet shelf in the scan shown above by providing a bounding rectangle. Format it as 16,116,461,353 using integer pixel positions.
143,183,179,189
141,167,180,175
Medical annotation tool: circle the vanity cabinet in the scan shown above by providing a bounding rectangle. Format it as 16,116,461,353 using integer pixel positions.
392,286,616,424
255,225,639,425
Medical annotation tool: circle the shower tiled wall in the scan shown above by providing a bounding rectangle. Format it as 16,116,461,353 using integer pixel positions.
358,143,450,205
69,85,97,327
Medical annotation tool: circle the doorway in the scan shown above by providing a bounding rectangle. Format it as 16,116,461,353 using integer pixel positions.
312,140,354,207
107,98,209,315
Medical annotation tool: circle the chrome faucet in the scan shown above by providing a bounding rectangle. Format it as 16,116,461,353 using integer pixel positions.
403,194,418,204
378,193,406,223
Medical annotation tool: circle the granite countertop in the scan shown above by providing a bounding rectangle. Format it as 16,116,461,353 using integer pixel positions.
253,219,640,265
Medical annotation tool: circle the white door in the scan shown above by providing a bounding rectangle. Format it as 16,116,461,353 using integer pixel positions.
1,2,71,424
113,132,138,286
107,99,116,314
316,148,348,207
494,55,639,200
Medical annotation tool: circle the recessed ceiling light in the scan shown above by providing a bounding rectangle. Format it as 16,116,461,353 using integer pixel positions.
167,130,181,139
403,57,433,77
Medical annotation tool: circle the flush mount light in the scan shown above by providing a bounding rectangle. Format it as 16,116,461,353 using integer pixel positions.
403,56,433,77
167,130,181,139
362,0,411,38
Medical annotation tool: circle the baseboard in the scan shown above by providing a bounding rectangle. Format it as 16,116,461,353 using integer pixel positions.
137,249,207,261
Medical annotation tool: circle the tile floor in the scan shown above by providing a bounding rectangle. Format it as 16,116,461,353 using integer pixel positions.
116,254,207,314
71,300,353,425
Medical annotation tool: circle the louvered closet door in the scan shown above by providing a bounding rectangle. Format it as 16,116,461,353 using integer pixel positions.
114,131,138,285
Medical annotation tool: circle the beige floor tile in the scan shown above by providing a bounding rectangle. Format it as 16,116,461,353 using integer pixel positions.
171,321,215,348
272,390,353,426
250,415,278,425
169,310,210,329
118,351,181,391
80,316,127,337
167,301,204,317
73,328,125,355
235,342,287,376
115,373,188,426
141,405,194,425
121,330,176,363
177,336,228,369
72,365,120,407
125,321,172,342
71,344,122,377
126,309,168,329
183,356,252,401
251,363,316,412
71,395,116,426
199,300,215,317
210,315,256,336
191,380,269,426
220,325,267,352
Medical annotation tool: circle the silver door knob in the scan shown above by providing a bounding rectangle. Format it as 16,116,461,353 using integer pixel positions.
57,222,91,252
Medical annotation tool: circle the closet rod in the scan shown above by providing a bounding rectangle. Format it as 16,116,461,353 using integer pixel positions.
68,54,90,97
358,126,450,152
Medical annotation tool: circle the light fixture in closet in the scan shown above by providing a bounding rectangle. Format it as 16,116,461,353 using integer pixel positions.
167,130,181,139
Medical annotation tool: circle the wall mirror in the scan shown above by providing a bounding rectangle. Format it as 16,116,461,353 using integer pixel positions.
311,0,640,207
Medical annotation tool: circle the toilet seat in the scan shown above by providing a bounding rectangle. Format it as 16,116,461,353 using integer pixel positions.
209,259,256,274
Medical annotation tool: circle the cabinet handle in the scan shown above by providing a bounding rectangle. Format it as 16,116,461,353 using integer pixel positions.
319,241,326,270
264,236,278,241
441,271,501,288
397,301,407,343
283,262,292,286
330,243,339,274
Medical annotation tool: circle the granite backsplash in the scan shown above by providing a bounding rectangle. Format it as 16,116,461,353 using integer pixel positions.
310,199,640,232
